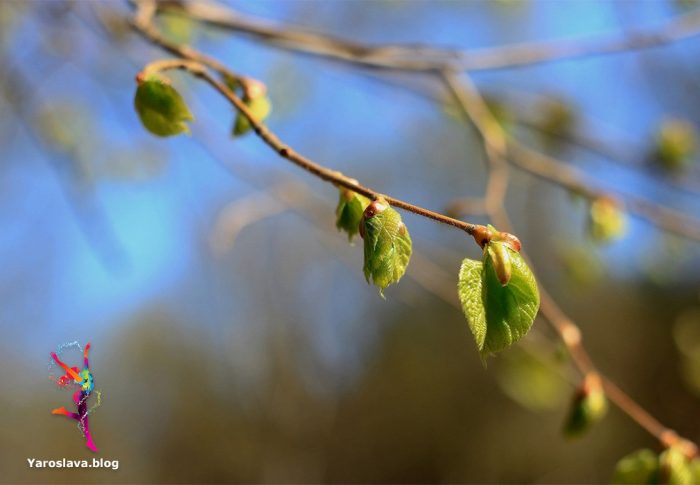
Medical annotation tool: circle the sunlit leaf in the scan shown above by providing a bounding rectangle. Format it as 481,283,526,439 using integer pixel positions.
612,449,658,485
134,76,193,137
361,200,412,296
659,446,693,485
458,258,487,350
335,188,370,242
458,242,539,357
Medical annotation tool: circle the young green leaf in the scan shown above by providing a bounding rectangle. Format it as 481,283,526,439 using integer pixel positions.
612,449,659,485
458,242,540,357
659,446,693,485
563,373,608,438
654,118,697,172
361,200,412,296
233,95,272,137
589,197,626,243
458,258,487,350
134,75,194,137
335,187,370,241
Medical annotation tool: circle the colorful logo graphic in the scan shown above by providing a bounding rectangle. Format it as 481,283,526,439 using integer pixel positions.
49,342,101,453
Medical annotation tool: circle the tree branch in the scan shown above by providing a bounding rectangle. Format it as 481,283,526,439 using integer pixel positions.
160,1,700,72
135,57,484,241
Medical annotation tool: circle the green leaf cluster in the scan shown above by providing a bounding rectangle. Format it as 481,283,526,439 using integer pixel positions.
335,188,370,241
361,201,412,296
458,238,540,357
612,446,700,485
134,76,193,137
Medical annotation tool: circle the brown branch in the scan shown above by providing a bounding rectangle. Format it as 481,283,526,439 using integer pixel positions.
357,69,700,242
160,0,700,72
136,58,483,240
127,0,489,240
130,1,256,92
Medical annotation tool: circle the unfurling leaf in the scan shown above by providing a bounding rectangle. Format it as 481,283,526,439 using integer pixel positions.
658,446,693,485
335,187,370,241
361,199,412,296
563,373,607,437
233,95,272,137
612,449,659,485
654,118,697,172
134,75,193,137
487,242,512,286
589,197,626,243
458,238,540,357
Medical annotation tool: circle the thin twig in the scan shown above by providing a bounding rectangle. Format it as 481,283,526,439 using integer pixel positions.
136,57,484,239
161,1,700,72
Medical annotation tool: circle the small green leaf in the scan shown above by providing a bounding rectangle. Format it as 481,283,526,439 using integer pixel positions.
458,242,540,357
335,188,370,241
563,375,608,438
458,258,487,350
233,95,272,137
612,449,658,485
589,197,626,243
659,446,693,485
361,201,412,296
654,118,697,172
134,76,193,137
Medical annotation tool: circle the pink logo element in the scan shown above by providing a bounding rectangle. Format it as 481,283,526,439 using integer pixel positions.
49,342,101,453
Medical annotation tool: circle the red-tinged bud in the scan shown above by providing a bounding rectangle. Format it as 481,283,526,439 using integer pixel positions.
489,242,512,286
472,225,493,248
243,78,267,100
359,199,388,239
496,232,521,252
363,199,388,220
